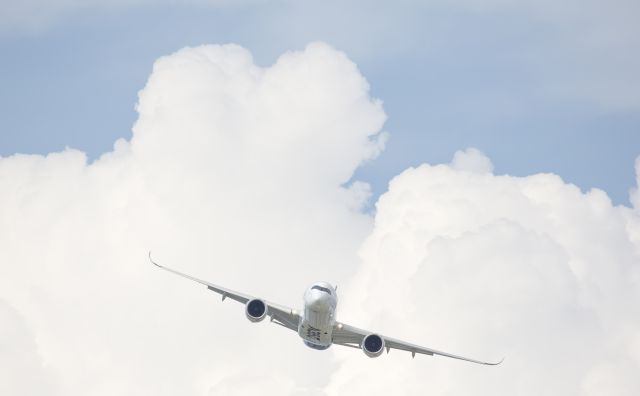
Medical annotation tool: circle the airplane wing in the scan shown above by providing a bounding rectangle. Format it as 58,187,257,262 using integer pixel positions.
332,322,503,365
149,252,301,331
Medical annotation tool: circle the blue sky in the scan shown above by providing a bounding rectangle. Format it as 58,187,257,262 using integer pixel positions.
1,0,639,205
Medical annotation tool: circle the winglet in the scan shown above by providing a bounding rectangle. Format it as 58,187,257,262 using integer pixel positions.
148,251,161,268
485,357,505,366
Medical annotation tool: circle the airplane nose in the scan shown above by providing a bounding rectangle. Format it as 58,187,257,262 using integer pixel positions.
307,291,330,310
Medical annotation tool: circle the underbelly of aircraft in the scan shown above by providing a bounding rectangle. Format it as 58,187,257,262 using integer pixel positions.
303,340,330,350
299,309,333,348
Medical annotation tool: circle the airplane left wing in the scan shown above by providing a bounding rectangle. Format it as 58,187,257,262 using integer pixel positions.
149,252,300,331
332,322,503,365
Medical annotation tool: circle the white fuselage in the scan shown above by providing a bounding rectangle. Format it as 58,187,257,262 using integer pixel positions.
298,282,337,350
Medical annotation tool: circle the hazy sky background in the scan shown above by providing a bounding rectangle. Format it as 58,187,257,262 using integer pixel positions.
1,0,639,205
1,1,640,395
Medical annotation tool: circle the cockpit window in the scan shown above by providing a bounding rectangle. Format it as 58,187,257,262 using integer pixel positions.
311,285,332,295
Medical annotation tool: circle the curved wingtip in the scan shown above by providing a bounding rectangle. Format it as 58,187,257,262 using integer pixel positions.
148,251,161,268
485,357,505,366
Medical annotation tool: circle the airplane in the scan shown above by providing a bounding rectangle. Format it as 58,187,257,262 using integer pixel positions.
149,253,502,365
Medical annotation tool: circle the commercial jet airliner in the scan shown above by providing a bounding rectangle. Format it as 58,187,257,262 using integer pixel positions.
149,253,502,365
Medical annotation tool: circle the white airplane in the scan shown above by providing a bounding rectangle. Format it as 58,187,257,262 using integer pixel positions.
149,253,502,365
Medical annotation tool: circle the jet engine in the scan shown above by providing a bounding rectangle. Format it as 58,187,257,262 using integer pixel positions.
361,333,385,358
245,299,268,322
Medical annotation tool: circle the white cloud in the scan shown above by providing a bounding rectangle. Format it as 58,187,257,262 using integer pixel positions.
451,147,494,174
327,149,640,395
2,40,640,396
631,156,640,210
0,300,60,396
0,42,384,395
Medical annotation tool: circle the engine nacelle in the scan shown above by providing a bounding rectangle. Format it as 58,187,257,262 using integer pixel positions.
245,299,268,322
361,333,385,358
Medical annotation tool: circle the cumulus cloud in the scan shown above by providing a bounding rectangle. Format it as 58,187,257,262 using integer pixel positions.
0,300,59,396
631,156,640,210
327,149,640,395
450,147,494,174
2,41,640,396
0,42,385,395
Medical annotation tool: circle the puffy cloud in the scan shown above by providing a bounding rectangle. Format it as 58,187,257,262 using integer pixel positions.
631,156,640,210
2,40,640,396
0,300,60,396
0,42,384,395
450,147,494,174
327,149,640,395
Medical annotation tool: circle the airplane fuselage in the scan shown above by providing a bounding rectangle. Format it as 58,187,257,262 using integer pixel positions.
298,282,337,350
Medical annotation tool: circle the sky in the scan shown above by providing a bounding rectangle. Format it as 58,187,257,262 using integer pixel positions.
2,0,640,205
1,1,639,395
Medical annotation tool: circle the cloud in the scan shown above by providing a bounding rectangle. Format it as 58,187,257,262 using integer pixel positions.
450,147,494,174
0,300,59,396
2,40,639,396
631,156,640,210
0,42,384,395
327,149,640,395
